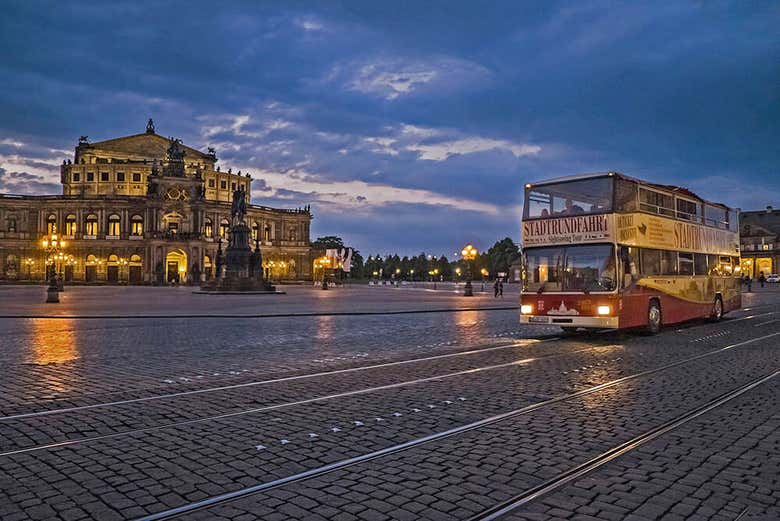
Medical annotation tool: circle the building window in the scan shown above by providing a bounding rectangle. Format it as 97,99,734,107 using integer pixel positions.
73,172,81,182
220,180,227,190
87,172,94,182
85,214,98,236
231,182,236,191
101,172,109,182
117,172,125,182
264,225,271,241
65,214,77,236
251,222,258,240
7,219,17,232
204,218,213,238
168,222,178,234
131,215,143,236
208,179,215,188
220,218,230,238
132,173,141,182
107,214,121,236
47,214,57,234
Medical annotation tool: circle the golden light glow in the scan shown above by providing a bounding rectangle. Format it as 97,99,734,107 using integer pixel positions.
460,243,478,260
480,268,488,276
597,305,611,315
521,304,533,314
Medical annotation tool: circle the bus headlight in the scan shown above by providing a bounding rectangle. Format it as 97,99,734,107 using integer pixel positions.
597,305,611,315
521,304,533,314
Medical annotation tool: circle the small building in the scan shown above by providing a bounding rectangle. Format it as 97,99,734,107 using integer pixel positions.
740,206,780,278
0,121,313,284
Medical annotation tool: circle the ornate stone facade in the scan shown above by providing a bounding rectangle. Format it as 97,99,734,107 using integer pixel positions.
740,206,780,279
0,122,312,284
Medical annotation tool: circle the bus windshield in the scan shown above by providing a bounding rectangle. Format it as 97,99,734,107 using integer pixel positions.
524,244,616,292
524,177,613,219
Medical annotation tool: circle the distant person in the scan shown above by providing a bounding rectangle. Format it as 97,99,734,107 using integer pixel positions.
493,279,499,298
499,280,504,298
541,208,550,217
745,275,752,292
561,198,585,215
759,272,766,288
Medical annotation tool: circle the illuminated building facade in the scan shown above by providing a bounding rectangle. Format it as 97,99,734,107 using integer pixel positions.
739,206,780,279
0,121,312,283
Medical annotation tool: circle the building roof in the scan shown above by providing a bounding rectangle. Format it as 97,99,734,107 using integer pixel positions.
82,132,213,162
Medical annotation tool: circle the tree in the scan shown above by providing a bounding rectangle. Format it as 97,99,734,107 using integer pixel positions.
311,236,344,250
486,237,521,275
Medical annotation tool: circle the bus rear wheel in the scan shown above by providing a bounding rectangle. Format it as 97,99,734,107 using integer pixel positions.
711,296,723,322
646,300,662,335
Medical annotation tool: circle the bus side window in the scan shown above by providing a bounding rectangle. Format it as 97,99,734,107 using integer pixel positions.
694,253,708,275
719,256,732,275
708,254,720,276
619,246,638,287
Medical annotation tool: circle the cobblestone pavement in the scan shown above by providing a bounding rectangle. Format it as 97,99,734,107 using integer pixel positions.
0,286,777,520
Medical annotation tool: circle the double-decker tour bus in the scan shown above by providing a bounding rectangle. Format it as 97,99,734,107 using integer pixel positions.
519,172,742,333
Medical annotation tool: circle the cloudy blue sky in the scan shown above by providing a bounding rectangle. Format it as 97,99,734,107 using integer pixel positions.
1,1,777,255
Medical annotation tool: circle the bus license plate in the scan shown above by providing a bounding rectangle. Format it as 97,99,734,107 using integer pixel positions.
528,316,549,323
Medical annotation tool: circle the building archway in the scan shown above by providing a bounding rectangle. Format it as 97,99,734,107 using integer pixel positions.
166,249,187,284
107,254,120,283
129,254,143,283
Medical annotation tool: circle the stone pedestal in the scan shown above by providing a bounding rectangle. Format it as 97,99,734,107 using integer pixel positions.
199,222,277,293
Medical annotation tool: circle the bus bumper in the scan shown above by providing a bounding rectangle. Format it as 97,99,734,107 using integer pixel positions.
519,315,619,329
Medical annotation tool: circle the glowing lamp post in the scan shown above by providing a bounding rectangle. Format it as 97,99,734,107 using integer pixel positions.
461,244,478,297
41,227,66,303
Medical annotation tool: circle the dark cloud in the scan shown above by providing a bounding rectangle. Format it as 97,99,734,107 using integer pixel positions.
1,1,778,253
0,167,60,195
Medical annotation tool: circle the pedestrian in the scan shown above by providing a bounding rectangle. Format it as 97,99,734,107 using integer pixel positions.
493,279,499,298
759,272,766,288
745,275,752,292
499,280,504,298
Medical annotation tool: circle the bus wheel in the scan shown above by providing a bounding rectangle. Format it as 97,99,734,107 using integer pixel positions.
647,300,662,334
711,296,723,322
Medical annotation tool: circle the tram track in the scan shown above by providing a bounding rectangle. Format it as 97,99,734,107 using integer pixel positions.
467,370,779,521
5,308,774,419
130,331,780,521
2,315,775,459
0,340,623,457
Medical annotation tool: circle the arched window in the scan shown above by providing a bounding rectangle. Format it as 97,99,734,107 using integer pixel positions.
204,218,213,238
47,214,57,234
86,254,97,265
220,218,230,238
129,254,142,265
289,226,296,241
203,255,212,268
264,224,271,241
131,215,143,236
65,214,77,236
85,214,98,236
251,222,259,240
107,254,119,265
107,214,121,237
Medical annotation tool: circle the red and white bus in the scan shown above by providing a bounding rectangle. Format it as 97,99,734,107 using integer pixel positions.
519,172,742,333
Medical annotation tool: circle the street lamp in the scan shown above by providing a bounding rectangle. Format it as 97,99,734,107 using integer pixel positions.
41,226,66,303
24,258,34,280
480,267,489,292
461,244,478,296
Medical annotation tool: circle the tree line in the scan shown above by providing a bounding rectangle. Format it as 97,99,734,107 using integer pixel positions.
311,236,521,281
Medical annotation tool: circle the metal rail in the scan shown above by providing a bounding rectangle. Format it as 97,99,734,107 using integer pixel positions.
132,331,780,521
469,370,778,521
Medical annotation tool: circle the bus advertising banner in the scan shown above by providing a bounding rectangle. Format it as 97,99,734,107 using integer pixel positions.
522,214,614,246
522,212,738,255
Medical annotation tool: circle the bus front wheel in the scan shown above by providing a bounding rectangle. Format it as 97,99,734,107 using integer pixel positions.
647,300,662,335
711,296,723,322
